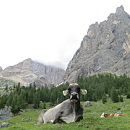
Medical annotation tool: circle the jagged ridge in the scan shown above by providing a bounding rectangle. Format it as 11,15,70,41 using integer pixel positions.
65,6,130,82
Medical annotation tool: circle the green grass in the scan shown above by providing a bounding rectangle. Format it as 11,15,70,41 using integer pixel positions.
1,99,130,130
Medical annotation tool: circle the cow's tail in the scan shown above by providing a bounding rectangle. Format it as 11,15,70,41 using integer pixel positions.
37,109,48,125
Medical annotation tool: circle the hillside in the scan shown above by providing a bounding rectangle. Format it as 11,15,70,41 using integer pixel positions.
0,78,15,88
1,73,130,129
0,58,65,88
1,99,130,129
65,6,130,83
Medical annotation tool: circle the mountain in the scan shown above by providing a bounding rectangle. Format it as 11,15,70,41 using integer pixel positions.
65,6,130,83
0,66,2,72
0,58,65,88
0,77,15,89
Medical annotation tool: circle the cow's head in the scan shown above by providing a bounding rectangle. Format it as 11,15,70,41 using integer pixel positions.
100,113,105,118
63,83,87,102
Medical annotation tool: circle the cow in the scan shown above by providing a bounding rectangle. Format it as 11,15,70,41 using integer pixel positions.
100,112,123,118
37,83,87,124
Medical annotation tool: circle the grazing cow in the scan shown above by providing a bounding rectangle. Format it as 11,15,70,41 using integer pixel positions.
100,113,123,118
38,83,87,124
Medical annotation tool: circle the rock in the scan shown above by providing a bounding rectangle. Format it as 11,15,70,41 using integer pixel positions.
0,58,65,88
0,106,13,122
65,6,130,82
0,77,15,89
84,101,92,107
0,66,2,72
21,118,32,122
0,122,10,127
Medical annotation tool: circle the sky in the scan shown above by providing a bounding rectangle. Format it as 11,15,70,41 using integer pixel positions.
0,0,130,70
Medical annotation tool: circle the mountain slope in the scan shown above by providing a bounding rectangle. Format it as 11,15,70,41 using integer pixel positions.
65,6,130,82
0,58,65,87
0,66,2,72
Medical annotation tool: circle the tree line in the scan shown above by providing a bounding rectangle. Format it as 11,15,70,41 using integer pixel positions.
77,73,130,103
0,73,130,115
0,82,69,115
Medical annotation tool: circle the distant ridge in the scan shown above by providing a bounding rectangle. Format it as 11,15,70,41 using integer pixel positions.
0,66,2,72
0,58,65,88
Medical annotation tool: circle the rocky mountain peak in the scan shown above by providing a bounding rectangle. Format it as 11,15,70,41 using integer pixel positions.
15,58,33,69
65,6,130,83
107,5,130,24
116,5,124,15
22,58,32,64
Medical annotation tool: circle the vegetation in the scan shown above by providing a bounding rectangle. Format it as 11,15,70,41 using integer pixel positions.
77,73,130,102
0,82,69,115
1,73,130,129
1,73,130,115
1,99,130,130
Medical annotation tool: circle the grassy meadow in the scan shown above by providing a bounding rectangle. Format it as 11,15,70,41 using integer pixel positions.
1,98,130,130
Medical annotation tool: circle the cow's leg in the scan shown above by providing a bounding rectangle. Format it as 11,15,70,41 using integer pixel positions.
76,115,83,122
52,111,64,124
76,106,83,122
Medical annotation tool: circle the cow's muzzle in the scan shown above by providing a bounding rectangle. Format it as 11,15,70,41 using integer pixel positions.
70,92,79,102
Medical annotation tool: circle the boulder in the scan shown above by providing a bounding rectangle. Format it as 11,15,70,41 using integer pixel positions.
0,122,10,127
84,101,92,107
0,106,12,122
21,118,32,122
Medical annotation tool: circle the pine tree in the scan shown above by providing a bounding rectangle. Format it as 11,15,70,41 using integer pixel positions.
126,93,130,99
43,102,46,109
28,91,34,104
92,93,97,102
33,92,40,109
0,97,5,109
110,87,119,103
119,96,123,102
5,85,8,93
17,94,27,109
11,94,20,115
102,94,107,104
6,93,13,107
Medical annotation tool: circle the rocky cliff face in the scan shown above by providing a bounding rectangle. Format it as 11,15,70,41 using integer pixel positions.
65,6,130,83
0,58,65,87
0,66,2,72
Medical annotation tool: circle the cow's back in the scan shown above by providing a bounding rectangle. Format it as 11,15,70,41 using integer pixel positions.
43,99,72,123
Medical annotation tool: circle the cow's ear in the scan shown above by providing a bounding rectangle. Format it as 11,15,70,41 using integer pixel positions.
80,89,87,95
63,90,68,96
